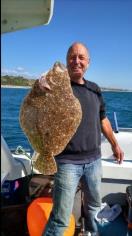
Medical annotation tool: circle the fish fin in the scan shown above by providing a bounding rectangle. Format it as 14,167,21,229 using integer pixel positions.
33,154,57,175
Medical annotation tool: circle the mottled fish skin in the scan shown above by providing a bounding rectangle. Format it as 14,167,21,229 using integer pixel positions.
19,62,82,175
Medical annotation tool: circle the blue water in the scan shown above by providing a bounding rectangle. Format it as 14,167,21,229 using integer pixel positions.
1,88,132,151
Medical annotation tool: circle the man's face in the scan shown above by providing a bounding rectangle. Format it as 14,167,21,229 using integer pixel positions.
67,44,90,81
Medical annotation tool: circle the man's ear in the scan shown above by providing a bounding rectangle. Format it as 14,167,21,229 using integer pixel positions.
86,58,90,68
86,63,89,69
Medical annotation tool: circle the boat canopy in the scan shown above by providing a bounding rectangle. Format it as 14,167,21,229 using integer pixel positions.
1,0,54,33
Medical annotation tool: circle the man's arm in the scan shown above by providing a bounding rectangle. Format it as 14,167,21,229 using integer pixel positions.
101,117,124,164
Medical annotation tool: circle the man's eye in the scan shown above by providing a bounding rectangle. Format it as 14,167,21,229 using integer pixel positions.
79,56,85,60
70,56,76,60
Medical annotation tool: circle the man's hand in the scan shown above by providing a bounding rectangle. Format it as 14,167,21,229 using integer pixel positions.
111,144,124,164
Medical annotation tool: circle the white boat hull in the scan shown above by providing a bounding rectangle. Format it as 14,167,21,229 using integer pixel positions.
101,128,132,205
1,129,132,208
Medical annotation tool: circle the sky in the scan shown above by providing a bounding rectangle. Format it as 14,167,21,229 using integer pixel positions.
1,0,132,89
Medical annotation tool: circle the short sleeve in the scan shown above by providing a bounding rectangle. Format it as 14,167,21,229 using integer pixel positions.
97,87,106,120
84,80,107,120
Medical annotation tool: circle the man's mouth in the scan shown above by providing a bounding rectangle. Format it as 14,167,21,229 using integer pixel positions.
72,67,81,71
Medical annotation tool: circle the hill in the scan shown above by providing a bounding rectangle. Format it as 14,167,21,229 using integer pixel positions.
1,75,35,87
1,75,131,92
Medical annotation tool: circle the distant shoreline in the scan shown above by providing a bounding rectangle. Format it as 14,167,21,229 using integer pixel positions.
1,84,132,92
1,85,32,89
102,89,132,92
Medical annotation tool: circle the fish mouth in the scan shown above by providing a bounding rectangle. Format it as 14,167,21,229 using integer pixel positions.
39,73,51,91
39,62,68,91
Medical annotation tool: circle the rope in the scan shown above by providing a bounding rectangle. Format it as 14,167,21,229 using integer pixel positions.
15,145,34,176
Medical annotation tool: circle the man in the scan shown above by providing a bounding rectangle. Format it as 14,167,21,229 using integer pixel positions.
43,42,124,236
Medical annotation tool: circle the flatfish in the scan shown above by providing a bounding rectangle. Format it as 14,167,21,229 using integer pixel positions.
19,62,82,175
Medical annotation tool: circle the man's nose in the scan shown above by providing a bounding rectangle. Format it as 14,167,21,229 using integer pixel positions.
74,56,80,64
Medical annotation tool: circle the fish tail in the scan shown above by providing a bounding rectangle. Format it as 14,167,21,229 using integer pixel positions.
33,154,57,175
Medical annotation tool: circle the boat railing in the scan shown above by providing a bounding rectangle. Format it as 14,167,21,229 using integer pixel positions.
113,112,119,133
118,127,132,132
112,112,132,133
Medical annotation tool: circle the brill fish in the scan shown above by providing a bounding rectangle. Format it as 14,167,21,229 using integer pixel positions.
19,62,82,175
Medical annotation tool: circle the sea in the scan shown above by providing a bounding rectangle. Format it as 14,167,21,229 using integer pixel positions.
1,87,132,152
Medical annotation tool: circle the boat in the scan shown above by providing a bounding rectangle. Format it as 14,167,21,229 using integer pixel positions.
1,1,132,235
1,112,132,236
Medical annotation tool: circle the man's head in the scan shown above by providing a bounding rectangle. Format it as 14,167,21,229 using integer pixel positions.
66,42,90,84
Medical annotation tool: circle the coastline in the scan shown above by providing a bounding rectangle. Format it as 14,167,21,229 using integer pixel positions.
1,85,32,89
102,89,132,92
1,84,132,92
